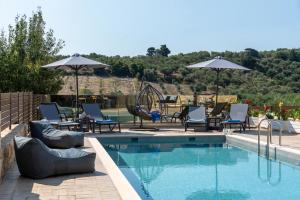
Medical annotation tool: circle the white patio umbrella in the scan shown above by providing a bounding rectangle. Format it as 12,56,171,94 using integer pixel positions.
42,53,109,116
186,56,250,105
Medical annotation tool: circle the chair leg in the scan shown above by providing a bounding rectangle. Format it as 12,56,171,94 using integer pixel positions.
118,123,121,133
99,124,102,134
109,124,116,132
185,123,187,132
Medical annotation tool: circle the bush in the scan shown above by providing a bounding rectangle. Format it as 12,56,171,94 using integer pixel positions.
143,68,157,82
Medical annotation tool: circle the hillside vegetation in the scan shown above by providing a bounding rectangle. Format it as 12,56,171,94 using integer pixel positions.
59,76,193,95
76,47,300,105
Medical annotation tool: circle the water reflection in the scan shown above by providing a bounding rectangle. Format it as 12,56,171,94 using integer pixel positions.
257,157,282,186
105,143,249,167
187,189,250,200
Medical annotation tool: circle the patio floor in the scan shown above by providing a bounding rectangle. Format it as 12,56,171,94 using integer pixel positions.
0,137,121,200
1,126,300,200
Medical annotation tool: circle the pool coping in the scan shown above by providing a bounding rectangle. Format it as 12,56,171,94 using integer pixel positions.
89,137,142,200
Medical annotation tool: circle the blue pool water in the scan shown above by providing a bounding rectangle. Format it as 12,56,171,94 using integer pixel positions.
103,143,300,200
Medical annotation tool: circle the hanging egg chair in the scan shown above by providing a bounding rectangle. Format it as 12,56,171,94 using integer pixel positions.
125,80,166,130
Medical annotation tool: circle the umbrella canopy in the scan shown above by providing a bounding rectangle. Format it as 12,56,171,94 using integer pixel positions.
42,53,109,116
186,56,250,105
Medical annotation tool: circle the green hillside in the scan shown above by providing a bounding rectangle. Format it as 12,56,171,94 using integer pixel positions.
78,47,300,105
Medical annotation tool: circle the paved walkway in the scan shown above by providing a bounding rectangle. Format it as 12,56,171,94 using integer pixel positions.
0,137,121,200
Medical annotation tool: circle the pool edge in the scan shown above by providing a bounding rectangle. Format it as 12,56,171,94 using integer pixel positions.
89,137,142,200
226,134,300,166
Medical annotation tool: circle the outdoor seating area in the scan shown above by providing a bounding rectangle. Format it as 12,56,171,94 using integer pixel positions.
35,99,251,134
2,2,300,199
0,91,299,200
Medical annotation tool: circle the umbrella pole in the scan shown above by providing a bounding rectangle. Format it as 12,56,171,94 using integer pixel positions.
215,69,220,106
75,68,79,118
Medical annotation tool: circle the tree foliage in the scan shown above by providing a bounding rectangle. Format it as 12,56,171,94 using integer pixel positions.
146,44,171,57
0,8,64,93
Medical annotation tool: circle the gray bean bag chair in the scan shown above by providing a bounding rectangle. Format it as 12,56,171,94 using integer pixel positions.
14,136,95,179
29,121,84,149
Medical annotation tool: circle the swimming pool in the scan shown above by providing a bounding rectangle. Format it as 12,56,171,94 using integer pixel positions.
102,141,300,200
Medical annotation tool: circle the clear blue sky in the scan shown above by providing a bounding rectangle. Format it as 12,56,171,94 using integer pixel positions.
1,0,300,56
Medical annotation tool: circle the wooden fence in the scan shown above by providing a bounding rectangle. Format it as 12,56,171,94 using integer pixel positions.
0,92,46,131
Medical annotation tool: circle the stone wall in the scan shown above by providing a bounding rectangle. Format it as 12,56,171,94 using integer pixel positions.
0,124,28,183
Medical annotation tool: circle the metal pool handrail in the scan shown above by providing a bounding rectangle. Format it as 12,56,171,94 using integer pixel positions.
258,118,271,157
269,120,283,146
258,118,283,158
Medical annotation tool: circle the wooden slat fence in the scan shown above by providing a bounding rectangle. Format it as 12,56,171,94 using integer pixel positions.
0,92,46,131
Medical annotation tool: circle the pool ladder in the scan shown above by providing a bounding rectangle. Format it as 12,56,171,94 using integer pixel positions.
258,118,283,159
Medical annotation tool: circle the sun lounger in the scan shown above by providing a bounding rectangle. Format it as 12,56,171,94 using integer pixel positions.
210,102,227,117
81,103,121,133
39,103,79,130
221,104,249,132
185,106,208,131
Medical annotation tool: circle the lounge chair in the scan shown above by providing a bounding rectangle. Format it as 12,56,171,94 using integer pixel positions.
207,103,227,129
210,102,227,117
81,103,121,133
29,120,84,149
221,104,249,132
14,136,95,179
171,106,188,123
184,106,208,131
39,103,79,130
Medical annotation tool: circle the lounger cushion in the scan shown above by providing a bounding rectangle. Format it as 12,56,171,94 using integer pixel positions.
95,119,114,123
14,136,95,179
186,119,206,123
30,121,84,149
223,120,242,123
